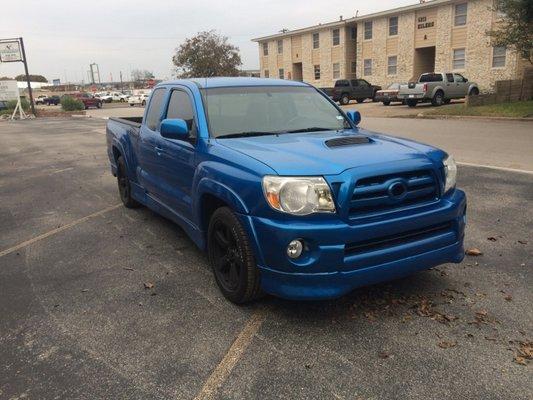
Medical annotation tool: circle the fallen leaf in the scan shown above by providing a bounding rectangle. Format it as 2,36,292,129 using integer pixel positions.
504,294,513,302
81,289,89,293
466,248,483,256
487,237,497,242
514,356,527,365
484,336,497,341
517,240,528,245
378,351,391,359
123,267,135,271
438,341,457,349
143,282,154,289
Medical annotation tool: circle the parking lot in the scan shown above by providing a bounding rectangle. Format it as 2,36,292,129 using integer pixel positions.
0,117,532,399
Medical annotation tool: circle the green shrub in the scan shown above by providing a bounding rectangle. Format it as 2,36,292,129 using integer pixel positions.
5,98,30,111
60,96,84,111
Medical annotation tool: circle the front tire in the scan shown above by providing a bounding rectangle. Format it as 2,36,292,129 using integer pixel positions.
469,87,479,96
383,100,391,106
406,99,418,107
339,94,350,105
116,156,141,208
208,207,262,304
356,98,365,104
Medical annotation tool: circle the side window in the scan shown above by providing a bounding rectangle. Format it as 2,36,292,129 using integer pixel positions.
454,74,465,83
166,90,197,139
145,88,166,131
446,73,454,83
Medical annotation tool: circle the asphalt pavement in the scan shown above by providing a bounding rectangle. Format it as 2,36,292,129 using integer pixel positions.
0,118,531,400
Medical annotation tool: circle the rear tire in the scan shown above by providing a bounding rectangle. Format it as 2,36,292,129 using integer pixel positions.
469,87,479,96
383,100,391,106
356,98,365,104
431,91,444,107
339,94,350,105
208,207,262,304
117,156,141,208
444,99,451,105
406,99,418,107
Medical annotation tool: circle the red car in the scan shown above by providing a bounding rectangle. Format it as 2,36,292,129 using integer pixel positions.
72,92,102,109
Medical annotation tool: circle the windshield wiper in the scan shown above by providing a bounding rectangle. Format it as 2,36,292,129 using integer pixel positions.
216,131,282,139
284,127,339,133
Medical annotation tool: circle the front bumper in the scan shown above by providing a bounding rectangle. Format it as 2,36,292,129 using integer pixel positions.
239,190,466,300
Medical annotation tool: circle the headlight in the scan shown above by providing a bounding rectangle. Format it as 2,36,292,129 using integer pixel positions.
443,155,457,194
262,176,336,215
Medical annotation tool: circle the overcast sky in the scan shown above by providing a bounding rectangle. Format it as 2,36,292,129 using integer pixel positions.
0,0,413,83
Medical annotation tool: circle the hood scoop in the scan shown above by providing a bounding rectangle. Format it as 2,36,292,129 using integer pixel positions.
325,135,371,148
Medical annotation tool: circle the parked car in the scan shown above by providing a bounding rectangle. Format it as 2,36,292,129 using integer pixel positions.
35,95,47,105
44,95,61,106
332,79,382,105
98,93,114,103
106,78,466,304
128,93,150,107
374,83,405,106
71,93,102,109
0,100,8,111
398,72,479,107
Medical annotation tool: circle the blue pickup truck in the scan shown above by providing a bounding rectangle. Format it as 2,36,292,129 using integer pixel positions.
106,78,466,303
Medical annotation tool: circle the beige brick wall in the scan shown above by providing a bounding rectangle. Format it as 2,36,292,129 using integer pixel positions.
257,0,524,92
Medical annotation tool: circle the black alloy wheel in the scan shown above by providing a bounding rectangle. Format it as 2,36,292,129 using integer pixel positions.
208,207,262,303
116,156,141,208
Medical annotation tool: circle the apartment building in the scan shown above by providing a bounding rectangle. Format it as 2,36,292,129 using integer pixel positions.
252,0,526,91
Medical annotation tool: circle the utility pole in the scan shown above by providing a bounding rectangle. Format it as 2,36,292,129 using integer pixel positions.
19,38,36,116
120,71,123,92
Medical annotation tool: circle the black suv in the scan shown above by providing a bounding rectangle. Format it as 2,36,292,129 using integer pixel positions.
332,79,382,105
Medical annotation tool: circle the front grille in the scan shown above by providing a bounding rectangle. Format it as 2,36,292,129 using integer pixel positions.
349,169,439,218
344,222,453,256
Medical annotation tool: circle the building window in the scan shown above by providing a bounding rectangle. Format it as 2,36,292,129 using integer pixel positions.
314,65,321,80
492,46,506,68
332,29,340,46
312,32,319,49
264,70,269,78
454,3,467,26
453,48,466,69
351,61,357,73
277,40,283,54
333,63,340,79
262,42,268,56
387,56,397,75
364,59,372,76
364,21,373,40
350,27,357,40
278,68,284,79
389,16,398,36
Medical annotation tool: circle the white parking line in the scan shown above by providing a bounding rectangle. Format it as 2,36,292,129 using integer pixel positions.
0,204,122,258
192,308,266,400
458,162,533,175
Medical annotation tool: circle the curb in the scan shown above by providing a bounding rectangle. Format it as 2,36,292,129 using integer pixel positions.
395,114,533,122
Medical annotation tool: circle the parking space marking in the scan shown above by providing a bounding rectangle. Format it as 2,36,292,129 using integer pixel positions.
457,162,533,175
0,204,122,258
192,308,266,400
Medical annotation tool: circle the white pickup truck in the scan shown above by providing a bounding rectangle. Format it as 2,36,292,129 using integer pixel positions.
398,72,479,107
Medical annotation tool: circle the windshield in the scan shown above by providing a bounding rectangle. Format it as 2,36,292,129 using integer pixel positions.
204,86,350,138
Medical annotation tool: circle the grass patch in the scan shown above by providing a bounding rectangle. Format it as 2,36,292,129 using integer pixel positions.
424,100,533,118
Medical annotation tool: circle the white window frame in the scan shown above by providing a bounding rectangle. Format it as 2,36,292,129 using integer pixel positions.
389,16,398,36
492,46,506,68
454,3,467,26
314,65,321,80
332,28,340,46
277,40,283,54
364,21,373,40
452,48,466,70
278,68,284,79
363,59,372,76
262,42,268,56
312,32,319,49
387,56,398,75
332,63,340,79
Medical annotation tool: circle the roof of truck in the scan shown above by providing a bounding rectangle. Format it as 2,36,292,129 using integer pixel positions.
158,77,309,89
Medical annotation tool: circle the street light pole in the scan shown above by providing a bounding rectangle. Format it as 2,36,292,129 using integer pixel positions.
19,37,36,116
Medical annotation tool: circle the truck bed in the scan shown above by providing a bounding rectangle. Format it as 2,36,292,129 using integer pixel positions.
109,116,143,127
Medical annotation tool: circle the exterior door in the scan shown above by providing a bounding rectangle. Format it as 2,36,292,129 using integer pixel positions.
155,88,198,218
454,74,469,97
137,88,167,198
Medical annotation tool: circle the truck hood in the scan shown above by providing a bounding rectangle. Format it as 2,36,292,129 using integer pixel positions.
215,129,437,176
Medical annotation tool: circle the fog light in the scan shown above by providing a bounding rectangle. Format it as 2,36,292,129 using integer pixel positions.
287,239,304,259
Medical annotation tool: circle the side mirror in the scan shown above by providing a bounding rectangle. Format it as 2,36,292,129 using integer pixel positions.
346,110,361,126
464,78,468,82
160,118,189,140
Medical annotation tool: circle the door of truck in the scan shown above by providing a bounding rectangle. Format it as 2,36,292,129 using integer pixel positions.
356,79,373,98
154,88,197,218
137,87,167,198
445,73,458,98
453,74,469,97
